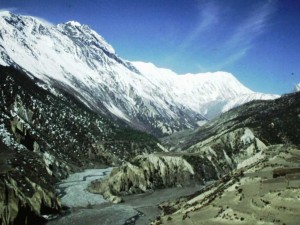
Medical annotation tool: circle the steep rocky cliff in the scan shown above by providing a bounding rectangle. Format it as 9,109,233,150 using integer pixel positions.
0,169,61,225
0,139,61,225
89,154,219,203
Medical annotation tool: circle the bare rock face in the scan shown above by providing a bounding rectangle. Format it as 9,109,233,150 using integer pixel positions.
88,154,221,201
117,155,194,190
90,181,123,204
186,127,267,172
0,173,61,225
89,126,268,202
0,138,62,225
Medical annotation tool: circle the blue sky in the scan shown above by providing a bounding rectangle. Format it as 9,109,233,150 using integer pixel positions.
0,0,299,94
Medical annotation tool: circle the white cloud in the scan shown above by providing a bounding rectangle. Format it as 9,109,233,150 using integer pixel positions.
179,2,219,51
218,1,276,68
165,2,219,66
216,47,249,69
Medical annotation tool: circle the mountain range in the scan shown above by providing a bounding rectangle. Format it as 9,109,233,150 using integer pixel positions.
0,11,299,225
0,11,279,137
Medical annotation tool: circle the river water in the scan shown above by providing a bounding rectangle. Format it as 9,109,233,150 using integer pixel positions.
56,168,113,208
47,168,204,225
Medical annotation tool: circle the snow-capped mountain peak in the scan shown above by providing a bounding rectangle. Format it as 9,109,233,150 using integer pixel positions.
0,12,279,136
66,20,82,27
57,21,116,54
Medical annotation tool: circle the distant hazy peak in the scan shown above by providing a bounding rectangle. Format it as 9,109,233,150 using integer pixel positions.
294,83,300,92
132,61,253,96
133,61,250,86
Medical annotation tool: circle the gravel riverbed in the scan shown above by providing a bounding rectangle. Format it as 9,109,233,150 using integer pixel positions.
47,169,204,225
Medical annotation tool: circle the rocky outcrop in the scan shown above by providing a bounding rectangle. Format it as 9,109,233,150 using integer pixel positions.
0,138,62,225
88,154,221,202
186,127,267,171
0,174,61,225
153,144,300,225
89,126,268,201
96,92,300,204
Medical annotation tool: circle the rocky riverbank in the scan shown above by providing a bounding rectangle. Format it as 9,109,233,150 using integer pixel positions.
56,168,112,208
88,154,220,203
47,169,205,225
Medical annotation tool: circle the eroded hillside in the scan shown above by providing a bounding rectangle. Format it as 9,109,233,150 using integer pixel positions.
93,92,300,225
0,65,161,225
153,144,300,225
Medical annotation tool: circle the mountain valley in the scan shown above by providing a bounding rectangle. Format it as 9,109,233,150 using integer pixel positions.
0,11,299,225
0,65,161,225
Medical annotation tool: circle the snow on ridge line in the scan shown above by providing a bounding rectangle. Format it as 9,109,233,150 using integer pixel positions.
66,21,81,27
0,11,54,27
133,61,253,98
133,61,250,84
0,11,280,134
221,93,280,113
0,10,11,16
133,61,244,80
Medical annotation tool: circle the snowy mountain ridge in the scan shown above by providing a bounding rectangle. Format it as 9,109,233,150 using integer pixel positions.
294,83,300,92
0,11,279,136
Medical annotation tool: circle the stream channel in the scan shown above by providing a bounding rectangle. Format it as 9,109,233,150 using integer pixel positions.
47,168,204,225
